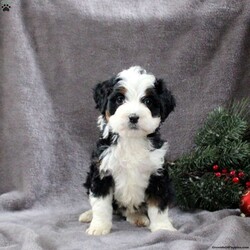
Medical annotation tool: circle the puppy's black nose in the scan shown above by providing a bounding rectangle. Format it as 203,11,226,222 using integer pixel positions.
129,114,139,124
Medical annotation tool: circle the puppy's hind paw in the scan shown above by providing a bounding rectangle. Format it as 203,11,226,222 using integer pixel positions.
79,210,93,223
126,213,150,227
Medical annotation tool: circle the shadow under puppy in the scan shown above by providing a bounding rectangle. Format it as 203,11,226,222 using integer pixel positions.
79,66,176,235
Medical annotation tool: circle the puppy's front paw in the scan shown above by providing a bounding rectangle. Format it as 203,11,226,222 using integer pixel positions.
86,221,112,236
79,210,93,223
150,222,177,232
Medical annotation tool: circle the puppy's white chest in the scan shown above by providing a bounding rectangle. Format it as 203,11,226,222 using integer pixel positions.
113,164,150,210
100,138,168,210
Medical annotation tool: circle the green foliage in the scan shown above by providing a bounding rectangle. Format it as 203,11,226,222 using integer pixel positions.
170,99,250,211
195,106,248,147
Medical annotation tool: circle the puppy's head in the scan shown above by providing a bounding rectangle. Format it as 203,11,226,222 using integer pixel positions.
94,66,175,138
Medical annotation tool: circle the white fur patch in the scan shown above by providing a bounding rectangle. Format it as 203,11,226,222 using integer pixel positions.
148,206,176,232
117,66,156,101
97,115,106,131
97,115,110,139
100,137,168,211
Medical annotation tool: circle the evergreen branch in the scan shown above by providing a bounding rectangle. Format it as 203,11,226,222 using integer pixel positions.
218,141,250,167
170,99,250,212
227,98,250,121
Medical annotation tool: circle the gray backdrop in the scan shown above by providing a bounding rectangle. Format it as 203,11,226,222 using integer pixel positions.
0,0,250,249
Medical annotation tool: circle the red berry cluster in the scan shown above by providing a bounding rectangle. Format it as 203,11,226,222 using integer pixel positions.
212,164,250,188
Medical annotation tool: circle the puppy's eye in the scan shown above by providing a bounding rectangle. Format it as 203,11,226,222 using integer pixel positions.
116,95,125,105
142,97,153,107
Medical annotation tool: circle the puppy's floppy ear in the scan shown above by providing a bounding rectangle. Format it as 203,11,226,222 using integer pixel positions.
93,78,115,114
154,79,176,122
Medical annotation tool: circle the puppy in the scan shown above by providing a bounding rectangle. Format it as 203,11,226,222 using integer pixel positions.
79,66,176,235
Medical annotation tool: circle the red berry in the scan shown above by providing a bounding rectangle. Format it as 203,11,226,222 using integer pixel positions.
222,169,228,174
238,172,245,178
246,182,250,188
215,172,221,177
230,170,236,176
213,165,219,171
232,177,239,184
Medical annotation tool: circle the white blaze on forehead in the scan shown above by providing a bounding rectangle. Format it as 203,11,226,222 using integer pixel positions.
117,66,156,100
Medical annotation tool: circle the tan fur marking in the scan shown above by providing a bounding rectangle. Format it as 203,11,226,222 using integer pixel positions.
105,111,111,121
147,198,160,207
118,86,127,95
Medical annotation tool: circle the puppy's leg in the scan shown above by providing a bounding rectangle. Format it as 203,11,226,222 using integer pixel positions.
126,211,150,227
146,169,176,232
148,205,176,232
83,160,114,235
79,209,93,223
86,193,113,235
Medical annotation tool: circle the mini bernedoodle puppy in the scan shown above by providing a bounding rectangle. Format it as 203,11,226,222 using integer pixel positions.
79,66,176,235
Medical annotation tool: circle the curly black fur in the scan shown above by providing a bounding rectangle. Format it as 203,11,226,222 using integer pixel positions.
154,79,176,122
145,166,174,211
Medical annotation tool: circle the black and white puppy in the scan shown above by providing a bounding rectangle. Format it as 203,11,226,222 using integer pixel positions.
79,66,176,235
